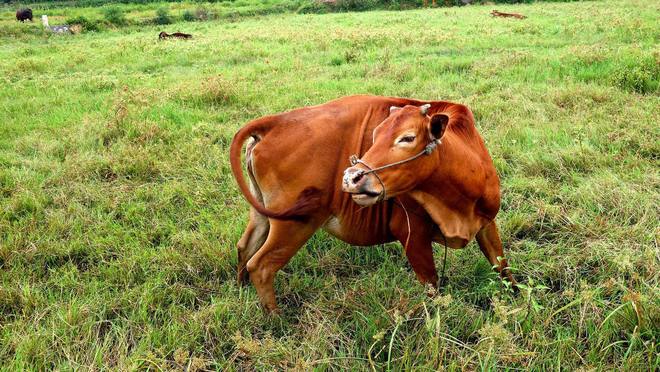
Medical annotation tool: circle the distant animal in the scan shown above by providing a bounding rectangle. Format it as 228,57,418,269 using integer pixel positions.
41,15,71,33
230,95,516,312
16,8,33,22
158,31,192,40
491,10,527,19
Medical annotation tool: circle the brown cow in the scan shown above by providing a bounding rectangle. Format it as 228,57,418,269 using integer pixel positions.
16,8,33,22
491,10,527,19
158,31,192,40
230,95,515,312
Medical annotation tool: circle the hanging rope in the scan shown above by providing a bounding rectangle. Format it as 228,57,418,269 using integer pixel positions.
438,229,449,288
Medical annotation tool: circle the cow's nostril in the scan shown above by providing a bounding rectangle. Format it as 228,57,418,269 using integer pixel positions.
352,172,364,184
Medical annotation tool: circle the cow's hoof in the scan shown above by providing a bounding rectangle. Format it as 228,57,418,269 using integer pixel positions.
263,304,281,315
425,282,438,298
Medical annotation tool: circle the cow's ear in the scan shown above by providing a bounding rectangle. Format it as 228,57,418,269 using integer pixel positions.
389,106,402,115
429,113,449,139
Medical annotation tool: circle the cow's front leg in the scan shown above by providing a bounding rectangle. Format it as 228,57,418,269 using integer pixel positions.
390,199,439,288
475,220,517,287
402,235,438,289
245,219,320,312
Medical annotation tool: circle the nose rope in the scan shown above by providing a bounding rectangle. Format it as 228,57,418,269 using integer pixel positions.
348,157,387,202
349,139,439,201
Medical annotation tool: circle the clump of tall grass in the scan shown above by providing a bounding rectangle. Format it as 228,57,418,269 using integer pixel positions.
610,56,659,94
182,6,212,22
176,76,244,107
102,6,127,26
182,9,196,22
335,0,380,12
0,22,43,38
153,7,172,25
65,16,103,32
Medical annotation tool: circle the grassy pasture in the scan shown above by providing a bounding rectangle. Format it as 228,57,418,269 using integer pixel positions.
1,0,305,36
0,0,659,370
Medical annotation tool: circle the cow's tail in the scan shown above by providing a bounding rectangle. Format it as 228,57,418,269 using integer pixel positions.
229,118,322,221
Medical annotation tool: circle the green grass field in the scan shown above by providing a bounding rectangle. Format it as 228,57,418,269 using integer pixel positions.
1,0,658,369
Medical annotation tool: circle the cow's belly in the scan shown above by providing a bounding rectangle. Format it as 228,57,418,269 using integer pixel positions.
322,216,394,246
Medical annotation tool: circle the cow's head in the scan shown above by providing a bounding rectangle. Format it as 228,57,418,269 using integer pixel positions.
342,104,448,206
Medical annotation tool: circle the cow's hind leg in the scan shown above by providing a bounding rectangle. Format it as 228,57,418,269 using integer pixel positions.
246,219,320,312
237,137,271,285
237,208,269,286
475,221,517,286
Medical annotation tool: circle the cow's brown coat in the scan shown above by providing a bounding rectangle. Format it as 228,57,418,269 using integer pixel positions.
230,95,515,312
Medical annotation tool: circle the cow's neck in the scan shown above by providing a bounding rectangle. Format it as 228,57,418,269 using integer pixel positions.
408,177,483,248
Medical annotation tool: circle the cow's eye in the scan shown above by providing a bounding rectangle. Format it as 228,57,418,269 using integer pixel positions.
398,135,415,144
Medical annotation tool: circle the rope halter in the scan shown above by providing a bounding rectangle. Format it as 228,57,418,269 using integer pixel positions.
348,138,440,202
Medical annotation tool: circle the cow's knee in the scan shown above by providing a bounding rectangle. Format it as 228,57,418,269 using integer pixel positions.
237,212,270,286
246,256,270,284
236,240,248,263
245,256,258,276
237,221,254,257
237,245,250,286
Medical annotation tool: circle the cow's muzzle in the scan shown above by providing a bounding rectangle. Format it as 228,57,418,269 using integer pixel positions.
342,166,384,206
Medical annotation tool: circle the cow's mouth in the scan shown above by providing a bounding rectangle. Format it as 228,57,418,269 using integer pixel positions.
350,190,383,206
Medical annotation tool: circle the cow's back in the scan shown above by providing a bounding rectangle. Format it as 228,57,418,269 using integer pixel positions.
247,96,416,244
245,95,498,245
249,96,413,203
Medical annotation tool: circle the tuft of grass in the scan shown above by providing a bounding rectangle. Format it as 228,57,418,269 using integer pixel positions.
153,6,172,25
610,56,659,94
182,9,196,22
102,6,128,26
183,6,212,22
66,15,103,32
